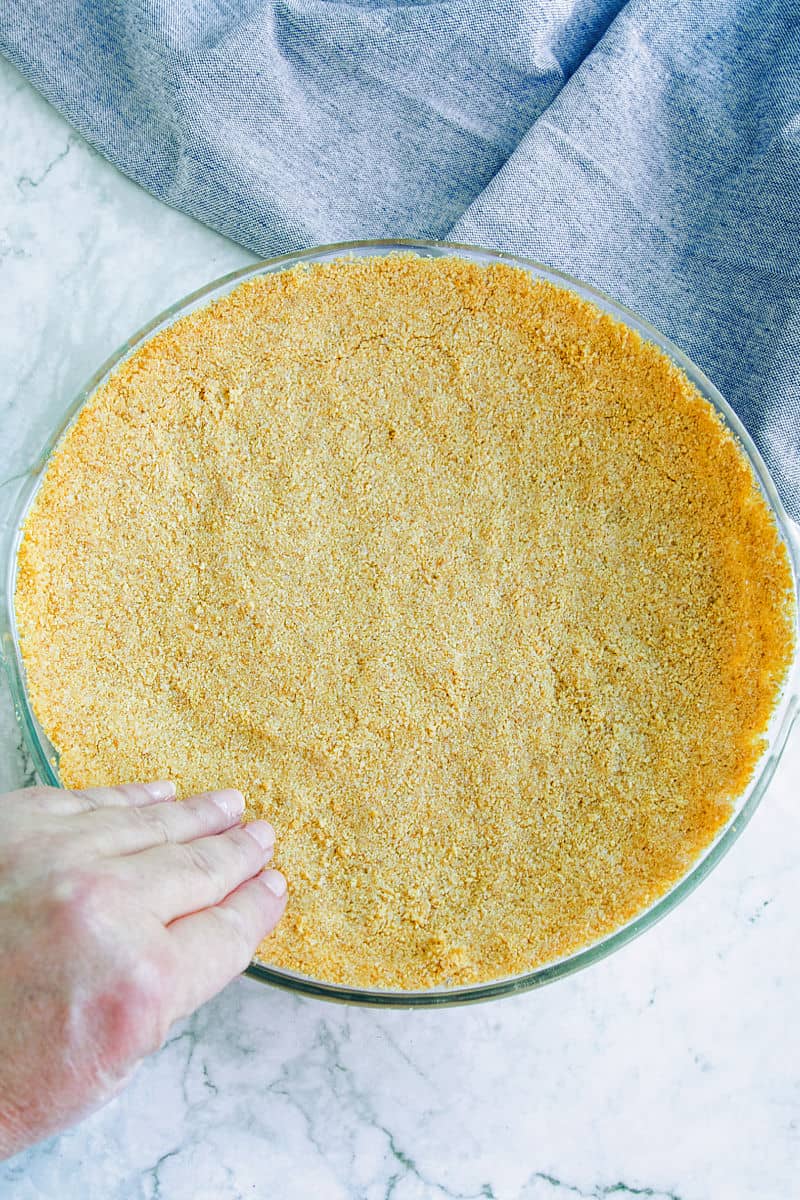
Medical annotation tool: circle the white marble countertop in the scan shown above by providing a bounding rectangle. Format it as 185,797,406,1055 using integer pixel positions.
1,56,798,1200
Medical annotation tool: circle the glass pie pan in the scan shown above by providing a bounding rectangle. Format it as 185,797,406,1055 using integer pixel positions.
1,239,798,1008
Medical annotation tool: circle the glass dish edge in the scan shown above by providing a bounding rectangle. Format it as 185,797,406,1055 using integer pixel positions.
0,238,797,1008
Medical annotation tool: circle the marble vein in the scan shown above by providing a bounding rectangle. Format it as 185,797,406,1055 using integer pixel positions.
528,1175,683,1200
17,137,74,194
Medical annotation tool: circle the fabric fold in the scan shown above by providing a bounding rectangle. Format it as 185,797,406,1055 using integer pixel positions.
1,0,798,515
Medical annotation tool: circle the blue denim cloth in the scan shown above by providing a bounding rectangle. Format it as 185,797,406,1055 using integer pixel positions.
2,1,798,518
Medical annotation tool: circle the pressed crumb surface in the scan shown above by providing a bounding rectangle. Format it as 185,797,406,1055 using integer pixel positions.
15,255,796,989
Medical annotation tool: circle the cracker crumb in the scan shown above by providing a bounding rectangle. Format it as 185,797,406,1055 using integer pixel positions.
15,255,796,988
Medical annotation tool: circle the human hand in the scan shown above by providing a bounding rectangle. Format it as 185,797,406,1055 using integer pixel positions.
0,781,286,1159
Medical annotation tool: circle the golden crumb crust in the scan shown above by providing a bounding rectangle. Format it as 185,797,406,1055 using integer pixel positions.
15,255,796,988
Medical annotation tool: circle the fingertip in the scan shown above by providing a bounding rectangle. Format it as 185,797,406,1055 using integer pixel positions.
244,820,276,851
252,870,288,940
260,868,287,897
141,780,176,803
244,869,288,939
206,788,246,820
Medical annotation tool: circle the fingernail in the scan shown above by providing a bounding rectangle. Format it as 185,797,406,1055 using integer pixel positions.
209,789,245,819
143,781,176,802
245,820,276,850
261,868,287,897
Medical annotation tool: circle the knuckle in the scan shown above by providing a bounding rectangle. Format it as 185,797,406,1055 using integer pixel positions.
191,794,227,830
210,904,254,966
111,784,154,808
112,785,136,805
229,826,260,858
126,783,151,804
181,840,222,885
74,788,104,811
47,868,109,931
120,783,159,807
23,785,63,807
139,805,174,846
102,954,172,1059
